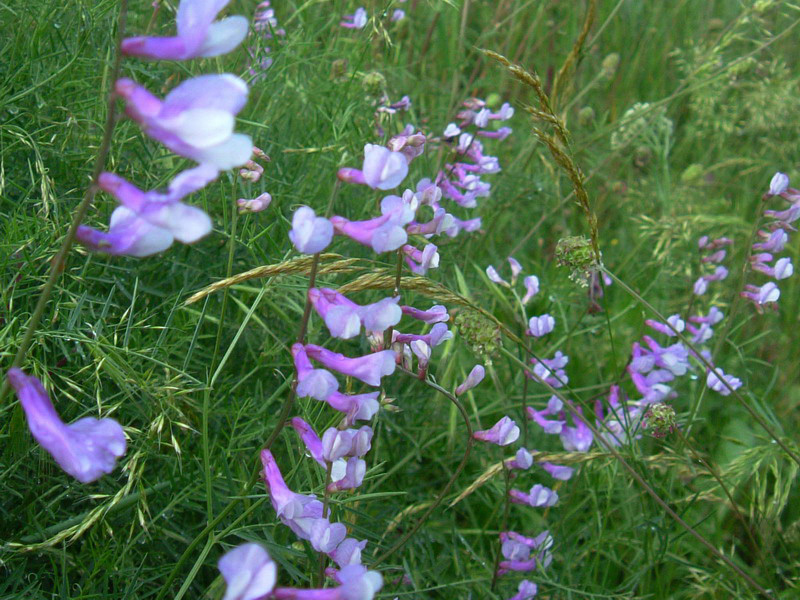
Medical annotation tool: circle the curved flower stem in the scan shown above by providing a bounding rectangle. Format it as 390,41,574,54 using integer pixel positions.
316,461,335,586
383,248,405,349
0,0,128,403
603,267,800,468
490,465,511,591
370,367,474,568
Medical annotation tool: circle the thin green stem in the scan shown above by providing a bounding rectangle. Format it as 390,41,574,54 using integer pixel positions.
316,461,334,587
490,466,512,591
370,368,474,567
1,0,129,403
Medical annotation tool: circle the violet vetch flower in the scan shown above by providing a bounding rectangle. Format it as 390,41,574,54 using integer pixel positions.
707,368,742,396
237,192,272,213
304,345,396,387
330,538,367,568
122,0,249,61
218,543,277,600
6,368,126,484
273,564,383,600
115,75,252,170
402,243,440,274
455,364,485,395
768,172,790,196
390,9,405,22
331,213,408,254
527,314,555,338
401,304,449,324
77,166,217,257
529,351,569,388
559,407,593,452
309,288,401,338
506,447,533,470
394,323,452,347
261,449,324,539
292,343,339,400
498,531,553,576
339,7,368,29
508,580,538,600
290,417,325,466
509,483,558,508
521,275,539,304
541,462,574,481
290,206,334,254
473,415,520,446
328,457,366,492
741,282,780,305
486,265,510,287
526,396,565,434
443,123,461,138
310,518,347,553
325,391,381,424
508,256,522,284
645,314,685,337
337,144,408,190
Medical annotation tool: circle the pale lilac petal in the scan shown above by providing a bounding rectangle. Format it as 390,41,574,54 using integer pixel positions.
197,16,249,57
455,365,485,395
290,206,334,254
7,369,126,484
219,543,277,600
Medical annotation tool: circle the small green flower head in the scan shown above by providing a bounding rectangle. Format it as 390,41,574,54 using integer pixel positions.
361,71,387,98
454,310,502,361
556,236,600,287
643,402,677,438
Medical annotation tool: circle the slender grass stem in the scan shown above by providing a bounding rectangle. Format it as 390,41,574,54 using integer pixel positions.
1,0,128,403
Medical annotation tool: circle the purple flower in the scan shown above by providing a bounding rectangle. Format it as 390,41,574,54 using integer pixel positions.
309,288,401,338
506,447,533,470
508,580,538,600
325,391,380,424
237,192,272,213
498,531,553,575
122,0,249,61
529,351,569,388
527,396,565,434
77,167,216,257
273,564,383,600
527,314,555,338
707,368,742,396
292,343,339,400
443,123,461,138
390,9,405,22
541,462,574,480
394,323,452,347
752,256,793,279
508,257,522,283
521,275,539,304
261,449,324,540
310,518,347,553
509,483,558,507
741,282,780,305
331,213,408,253
328,457,366,491
402,243,440,274
559,408,593,452
218,543,277,600
290,206,334,254
401,304,449,324
387,126,426,163
6,368,126,483
477,127,513,140
486,265,510,287
330,538,367,568
290,417,325,466
340,7,368,29
455,364,485,395
645,314,685,337
337,144,408,190
115,75,252,169
304,345,395,387
473,416,520,446
753,229,789,253
768,172,790,196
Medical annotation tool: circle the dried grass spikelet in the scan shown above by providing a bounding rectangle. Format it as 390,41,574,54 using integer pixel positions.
382,501,433,537
184,254,362,305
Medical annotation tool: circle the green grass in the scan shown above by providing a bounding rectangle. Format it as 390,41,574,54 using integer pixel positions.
1,0,800,598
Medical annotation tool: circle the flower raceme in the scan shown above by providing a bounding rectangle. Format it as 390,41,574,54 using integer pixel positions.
122,0,248,61
6,368,126,484
115,74,252,170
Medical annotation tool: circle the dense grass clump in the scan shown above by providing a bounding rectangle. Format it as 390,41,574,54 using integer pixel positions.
1,1,799,598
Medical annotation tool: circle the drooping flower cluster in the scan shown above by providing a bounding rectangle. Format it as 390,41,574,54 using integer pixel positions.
693,236,731,296
77,0,252,257
740,172,797,310
248,1,285,81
